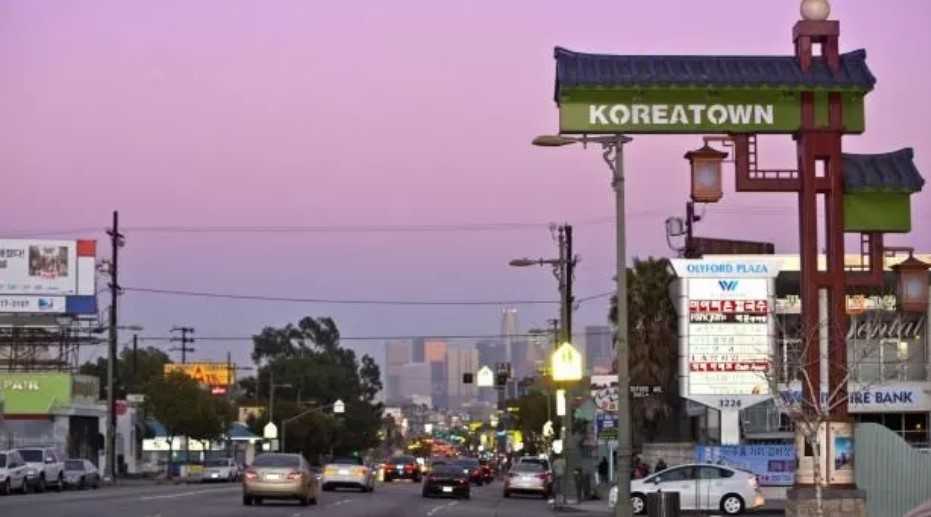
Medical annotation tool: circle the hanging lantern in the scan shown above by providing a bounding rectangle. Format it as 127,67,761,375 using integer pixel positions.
685,144,728,203
892,255,930,313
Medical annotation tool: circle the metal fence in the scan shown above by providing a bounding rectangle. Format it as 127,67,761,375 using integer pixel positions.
855,423,931,517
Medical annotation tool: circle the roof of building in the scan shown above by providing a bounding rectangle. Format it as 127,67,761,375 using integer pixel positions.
843,148,925,193
554,47,876,99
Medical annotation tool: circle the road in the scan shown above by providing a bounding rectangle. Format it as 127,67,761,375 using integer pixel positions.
0,478,612,517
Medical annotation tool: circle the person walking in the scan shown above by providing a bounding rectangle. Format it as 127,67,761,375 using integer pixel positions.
654,458,668,473
597,456,609,484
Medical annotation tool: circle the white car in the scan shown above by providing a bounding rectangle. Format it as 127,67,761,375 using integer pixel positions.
610,464,765,515
0,450,29,495
15,447,65,492
203,458,240,482
321,456,375,492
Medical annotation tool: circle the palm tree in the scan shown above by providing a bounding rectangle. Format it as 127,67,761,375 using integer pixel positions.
608,257,680,446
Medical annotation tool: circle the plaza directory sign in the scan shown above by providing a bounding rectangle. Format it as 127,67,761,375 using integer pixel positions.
670,258,783,411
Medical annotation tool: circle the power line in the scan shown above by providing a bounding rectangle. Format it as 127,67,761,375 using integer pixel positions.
135,330,615,343
120,286,613,307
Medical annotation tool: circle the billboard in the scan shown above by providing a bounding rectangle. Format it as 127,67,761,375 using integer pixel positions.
0,372,75,414
670,258,782,410
0,240,77,295
164,362,234,387
695,444,795,486
0,295,67,313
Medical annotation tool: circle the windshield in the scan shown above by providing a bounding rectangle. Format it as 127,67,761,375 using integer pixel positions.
206,459,230,467
65,460,85,471
515,463,545,473
331,457,362,465
0,454,6,468
431,465,465,476
390,456,414,464
252,455,300,468
17,450,43,463
455,458,479,467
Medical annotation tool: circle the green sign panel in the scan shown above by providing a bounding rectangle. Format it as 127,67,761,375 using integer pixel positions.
559,89,865,134
0,372,73,414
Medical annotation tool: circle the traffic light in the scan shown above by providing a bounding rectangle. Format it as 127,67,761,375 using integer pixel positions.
496,371,508,387
462,373,474,384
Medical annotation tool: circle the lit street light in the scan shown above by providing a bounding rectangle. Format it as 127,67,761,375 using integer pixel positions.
533,132,633,513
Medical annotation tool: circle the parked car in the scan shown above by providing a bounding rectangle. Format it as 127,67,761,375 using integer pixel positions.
62,459,100,490
422,464,470,499
452,458,485,486
321,456,375,492
503,461,552,499
242,453,319,506
15,447,65,492
0,450,29,495
383,455,421,482
203,458,240,482
610,464,766,515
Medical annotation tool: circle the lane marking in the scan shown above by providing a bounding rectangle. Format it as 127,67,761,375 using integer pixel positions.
427,501,458,516
139,486,239,501
326,498,353,507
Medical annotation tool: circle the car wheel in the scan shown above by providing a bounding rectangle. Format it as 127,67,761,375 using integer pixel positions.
1,479,9,495
632,494,647,515
503,490,510,498
19,479,29,494
463,492,471,500
36,475,46,493
299,494,310,506
56,474,64,492
322,484,332,492
79,477,86,490
721,494,745,515
242,494,253,506
254,497,263,505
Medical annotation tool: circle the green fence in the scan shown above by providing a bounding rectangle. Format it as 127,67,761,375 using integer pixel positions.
855,423,931,517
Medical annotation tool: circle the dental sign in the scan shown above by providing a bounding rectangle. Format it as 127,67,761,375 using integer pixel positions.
671,259,783,410
559,90,802,134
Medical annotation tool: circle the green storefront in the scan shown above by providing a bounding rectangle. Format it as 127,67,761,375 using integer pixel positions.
0,372,105,463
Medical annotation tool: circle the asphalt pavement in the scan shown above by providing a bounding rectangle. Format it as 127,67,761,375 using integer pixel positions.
0,478,612,517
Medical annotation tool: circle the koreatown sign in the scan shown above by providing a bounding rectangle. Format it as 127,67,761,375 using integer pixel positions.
588,103,775,128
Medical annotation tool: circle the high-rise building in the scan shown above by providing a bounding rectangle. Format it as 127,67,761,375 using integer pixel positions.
397,363,432,403
500,308,520,363
424,340,449,409
412,337,425,363
585,325,614,373
385,341,413,403
476,340,505,367
446,344,479,410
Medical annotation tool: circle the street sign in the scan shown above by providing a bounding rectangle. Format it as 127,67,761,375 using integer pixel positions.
476,366,495,388
263,422,278,440
551,342,583,382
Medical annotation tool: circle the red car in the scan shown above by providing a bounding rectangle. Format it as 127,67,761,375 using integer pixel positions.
479,459,494,484
452,458,485,486
383,455,421,482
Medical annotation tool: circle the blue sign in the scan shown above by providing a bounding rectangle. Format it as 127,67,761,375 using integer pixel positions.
695,445,795,486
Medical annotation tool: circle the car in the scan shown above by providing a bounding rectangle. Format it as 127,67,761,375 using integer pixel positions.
478,459,495,484
321,456,375,492
242,453,320,507
452,458,485,486
503,461,552,499
611,464,765,515
422,464,470,499
0,450,29,495
203,458,240,482
62,459,100,490
15,447,65,493
383,455,421,482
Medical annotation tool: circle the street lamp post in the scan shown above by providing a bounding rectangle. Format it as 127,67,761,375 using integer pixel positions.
533,133,633,517
268,372,293,451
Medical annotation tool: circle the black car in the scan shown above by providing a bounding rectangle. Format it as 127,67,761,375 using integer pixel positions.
383,455,421,482
422,464,470,499
452,458,484,486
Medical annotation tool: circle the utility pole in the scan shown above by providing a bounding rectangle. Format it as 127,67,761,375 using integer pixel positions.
132,334,138,389
169,327,195,363
105,210,124,482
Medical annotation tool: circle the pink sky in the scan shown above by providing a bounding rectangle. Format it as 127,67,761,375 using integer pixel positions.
2,1,930,368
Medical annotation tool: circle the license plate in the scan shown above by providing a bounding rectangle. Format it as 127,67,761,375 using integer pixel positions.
442,486,453,493
265,474,281,480
397,467,404,471
339,469,350,476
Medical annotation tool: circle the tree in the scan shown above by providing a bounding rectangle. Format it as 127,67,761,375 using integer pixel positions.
79,346,171,399
509,389,553,456
250,316,384,460
608,257,680,445
145,371,232,476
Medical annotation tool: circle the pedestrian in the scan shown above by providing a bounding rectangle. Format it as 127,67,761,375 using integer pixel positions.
655,458,668,473
598,457,608,484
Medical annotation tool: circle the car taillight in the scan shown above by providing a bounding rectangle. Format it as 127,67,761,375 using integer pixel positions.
385,464,395,471
405,464,414,471
353,467,367,476
287,471,302,480
244,469,257,480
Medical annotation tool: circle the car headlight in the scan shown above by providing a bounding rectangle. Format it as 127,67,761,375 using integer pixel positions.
26,468,37,476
